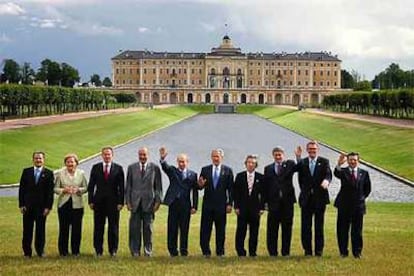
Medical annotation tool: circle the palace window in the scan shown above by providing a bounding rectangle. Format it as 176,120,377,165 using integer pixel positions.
153,80,156,84
258,70,260,75
144,69,147,74
153,69,156,74
283,70,286,75
320,71,323,76
305,70,308,76
290,70,293,75
122,69,125,74
298,70,301,75
266,70,268,75
130,69,132,74
334,71,337,76
327,71,330,76
320,81,323,86
116,69,119,74
199,80,202,84
184,69,187,74
199,69,202,74
298,81,301,85
192,69,195,74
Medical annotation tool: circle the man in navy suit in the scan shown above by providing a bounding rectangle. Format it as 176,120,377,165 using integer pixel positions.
18,151,54,257
334,152,371,258
159,147,198,257
264,146,299,257
198,148,234,257
296,141,332,256
88,146,125,257
233,154,264,257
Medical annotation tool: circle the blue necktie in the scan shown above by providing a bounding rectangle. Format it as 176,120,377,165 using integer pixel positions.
213,166,219,189
309,159,316,176
35,168,41,184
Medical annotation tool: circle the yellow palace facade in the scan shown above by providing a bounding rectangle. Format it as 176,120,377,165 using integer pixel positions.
111,36,341,105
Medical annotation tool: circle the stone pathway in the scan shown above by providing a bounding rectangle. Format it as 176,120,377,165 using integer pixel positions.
2,114,412,202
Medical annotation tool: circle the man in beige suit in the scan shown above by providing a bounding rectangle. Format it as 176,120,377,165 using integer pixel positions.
125,147,162,257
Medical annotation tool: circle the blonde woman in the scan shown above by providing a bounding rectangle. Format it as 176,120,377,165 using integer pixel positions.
54,153,87,256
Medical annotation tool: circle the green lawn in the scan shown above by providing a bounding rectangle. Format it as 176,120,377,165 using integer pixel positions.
0,106,201,184
239,106,414,181
0,197,412,275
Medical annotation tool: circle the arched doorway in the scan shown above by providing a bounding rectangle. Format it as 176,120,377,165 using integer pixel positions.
205,93,211,104
241,93,247,104
275,94,282,105
187,93,193,104
152,92,160,105
311,93,319,106
259,94,265,104
170,92,177,104
293,94,300,106
223,93,229,104
135,92,142,103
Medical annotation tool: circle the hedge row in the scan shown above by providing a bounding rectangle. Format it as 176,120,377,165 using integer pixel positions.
322,90,414,119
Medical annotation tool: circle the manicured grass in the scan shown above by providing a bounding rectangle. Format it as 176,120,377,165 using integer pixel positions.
245,106,414,181
0,197,412,274
0,106,199,184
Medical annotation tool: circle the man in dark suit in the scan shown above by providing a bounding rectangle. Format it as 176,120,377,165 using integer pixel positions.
334,152,371,258
264,146,298,257
198,148,234,257
233,154,264,257
88,146,125,257
296,141,332,256
18,151,54,257
159,147,198,257
125,147,162,257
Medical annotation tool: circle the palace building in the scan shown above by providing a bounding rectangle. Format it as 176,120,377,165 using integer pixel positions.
111,35,341,105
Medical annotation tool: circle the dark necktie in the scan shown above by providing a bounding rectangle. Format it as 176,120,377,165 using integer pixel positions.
141,163,145,176
277,163,281,176
351,169,357,183
104,164,109,181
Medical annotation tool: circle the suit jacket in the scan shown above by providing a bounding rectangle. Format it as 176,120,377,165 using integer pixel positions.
88,162,125,206
54,168,88,208
264,160,298,211
125,162,162,213
199,164,234,213
297,156,332,208
18,167,54,210
160,160,198,209
233,171,264,216
334,166,371,214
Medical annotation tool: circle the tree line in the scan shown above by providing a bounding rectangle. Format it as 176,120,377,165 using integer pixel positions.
0,84,112,119
1,59,112,87
341,63,414,91
322,89,414,119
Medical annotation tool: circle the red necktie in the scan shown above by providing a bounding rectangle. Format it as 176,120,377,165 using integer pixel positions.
104,164,109,181
351,169,356,183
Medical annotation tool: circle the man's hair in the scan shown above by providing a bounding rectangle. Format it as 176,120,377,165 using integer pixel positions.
272,146,285,154
32,151,45,158
101,146,113,153
306,140,319,148
347,152,360,160
244,154,258,168
211,148,224,157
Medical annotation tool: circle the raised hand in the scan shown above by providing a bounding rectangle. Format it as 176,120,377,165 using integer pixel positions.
159,146,168,160
295,145,303,157
337,153,347,166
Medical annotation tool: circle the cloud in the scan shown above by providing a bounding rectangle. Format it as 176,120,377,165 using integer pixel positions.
0,2,25,15
199,22,216,32
0,33,13,42
138,27,149,33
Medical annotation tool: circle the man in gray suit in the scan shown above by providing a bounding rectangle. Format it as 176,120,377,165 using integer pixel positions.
125,147,162,257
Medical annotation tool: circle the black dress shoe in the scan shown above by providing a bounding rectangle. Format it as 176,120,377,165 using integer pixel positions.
340,254,348,258
354,254,362,259
315,252,323,257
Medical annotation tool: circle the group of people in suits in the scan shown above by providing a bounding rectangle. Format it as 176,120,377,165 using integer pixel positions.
18,141,371,259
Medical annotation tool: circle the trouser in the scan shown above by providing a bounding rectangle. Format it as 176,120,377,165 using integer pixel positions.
337,208,364,257
93,201,120,255
267,204,294,256
22,207,46,257
235,211,260,256
167,198,191,256
301,204,326,255
129,204,154,256
58,198,84,256
200,208,226,256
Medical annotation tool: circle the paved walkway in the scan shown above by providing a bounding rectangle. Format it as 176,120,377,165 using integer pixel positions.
1,114,412,202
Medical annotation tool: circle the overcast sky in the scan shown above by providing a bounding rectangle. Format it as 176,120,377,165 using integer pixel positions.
0,0,413,82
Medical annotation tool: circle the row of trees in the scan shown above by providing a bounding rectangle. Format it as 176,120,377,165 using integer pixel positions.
341,63,414,91
322,90,414,119
1,59,112,87
0,84,113,118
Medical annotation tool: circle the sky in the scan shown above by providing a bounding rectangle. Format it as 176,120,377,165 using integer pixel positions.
0,0,413,82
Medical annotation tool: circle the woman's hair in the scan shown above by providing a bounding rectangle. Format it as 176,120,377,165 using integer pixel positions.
64,153,79,165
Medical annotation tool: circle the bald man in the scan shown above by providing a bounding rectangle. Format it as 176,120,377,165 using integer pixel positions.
159,147,198,257
125,147,162,257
